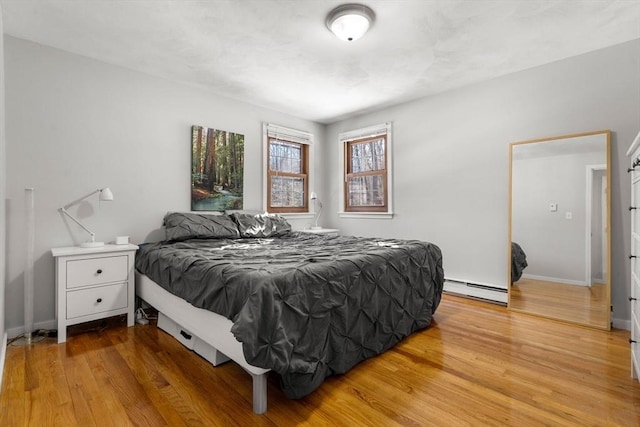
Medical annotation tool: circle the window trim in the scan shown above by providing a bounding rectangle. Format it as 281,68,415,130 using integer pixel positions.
267,138,309,213
338,123,394,219
344,135,388,213
263,123,314,216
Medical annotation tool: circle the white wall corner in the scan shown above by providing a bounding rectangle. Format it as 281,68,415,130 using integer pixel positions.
6,319,57,340
612,318,630,331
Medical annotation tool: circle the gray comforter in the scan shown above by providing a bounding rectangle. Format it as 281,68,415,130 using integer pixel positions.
511,242,528,284
136,232,444,398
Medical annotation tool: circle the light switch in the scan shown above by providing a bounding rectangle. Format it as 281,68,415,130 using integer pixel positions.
565,212,572,220
550,203,558,212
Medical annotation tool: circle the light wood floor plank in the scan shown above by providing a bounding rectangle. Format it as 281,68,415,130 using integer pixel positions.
510,279,608,328
2,347,26,426
1,295,638,426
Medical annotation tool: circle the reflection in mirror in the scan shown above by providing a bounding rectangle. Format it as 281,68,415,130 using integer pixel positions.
508,130,610,330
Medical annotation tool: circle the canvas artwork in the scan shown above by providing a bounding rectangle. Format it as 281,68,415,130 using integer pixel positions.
191,125,244,211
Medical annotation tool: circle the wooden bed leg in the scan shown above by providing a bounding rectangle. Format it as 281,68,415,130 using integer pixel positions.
251,373,267,414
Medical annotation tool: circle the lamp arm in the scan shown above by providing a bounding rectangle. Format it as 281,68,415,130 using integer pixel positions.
59,207,96,242
62,189,101,210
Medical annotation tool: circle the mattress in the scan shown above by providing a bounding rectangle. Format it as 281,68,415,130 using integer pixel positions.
136,231,444,398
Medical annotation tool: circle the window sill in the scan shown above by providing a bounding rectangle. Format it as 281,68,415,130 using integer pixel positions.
338,212,394,219
276,213,314,220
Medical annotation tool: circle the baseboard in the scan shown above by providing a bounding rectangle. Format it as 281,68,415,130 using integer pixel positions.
444,278,507,304
522,274,587,287
7,319,57,340
612,318,631,331
0,331,7,390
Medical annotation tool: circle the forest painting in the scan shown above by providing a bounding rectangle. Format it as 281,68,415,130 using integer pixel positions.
191,125,244,211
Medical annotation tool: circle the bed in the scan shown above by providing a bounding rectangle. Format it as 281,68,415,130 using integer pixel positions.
511,242,528,284
135,212,444,413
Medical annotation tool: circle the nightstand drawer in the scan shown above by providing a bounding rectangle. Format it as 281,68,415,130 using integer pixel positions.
66,283,128,319
66,255,128,289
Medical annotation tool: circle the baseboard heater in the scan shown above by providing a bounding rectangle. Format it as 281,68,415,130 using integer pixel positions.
443,278,507,305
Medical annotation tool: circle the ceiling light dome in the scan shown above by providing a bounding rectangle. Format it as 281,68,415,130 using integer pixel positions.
326,4,375,42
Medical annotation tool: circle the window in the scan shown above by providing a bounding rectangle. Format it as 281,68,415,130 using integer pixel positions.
264,124,313,214
340,123,393,216
268,138,308,212
345,135,387,211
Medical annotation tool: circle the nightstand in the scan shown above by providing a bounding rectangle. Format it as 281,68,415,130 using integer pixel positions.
51,244,138,343
299,228,340,236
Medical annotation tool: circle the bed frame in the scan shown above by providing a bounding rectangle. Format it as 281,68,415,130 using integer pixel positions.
136,272,270,414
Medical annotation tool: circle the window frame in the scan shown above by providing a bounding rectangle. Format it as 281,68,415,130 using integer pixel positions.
344,135,388,212
339,123,393,218
263,123,314,215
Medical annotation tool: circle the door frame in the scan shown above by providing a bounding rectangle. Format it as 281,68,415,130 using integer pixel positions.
585,164,607,286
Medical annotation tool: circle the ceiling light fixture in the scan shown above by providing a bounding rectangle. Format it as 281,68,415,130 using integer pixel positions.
326,3,375,42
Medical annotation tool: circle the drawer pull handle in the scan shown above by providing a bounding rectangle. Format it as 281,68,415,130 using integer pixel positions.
631,338,637,344
630,255,637,259
631,297,638,301
96,298,103,303
180,330,192,340
631,206,637,211
96,269,103,274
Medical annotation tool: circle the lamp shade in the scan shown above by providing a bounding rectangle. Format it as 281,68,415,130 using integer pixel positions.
326,4,375,41
99,187,114,201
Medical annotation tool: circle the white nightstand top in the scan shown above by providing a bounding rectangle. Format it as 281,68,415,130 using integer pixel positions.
51,243,139,257
298,228,340,235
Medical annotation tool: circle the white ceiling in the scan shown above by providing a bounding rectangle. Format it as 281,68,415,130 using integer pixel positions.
1,0,639,124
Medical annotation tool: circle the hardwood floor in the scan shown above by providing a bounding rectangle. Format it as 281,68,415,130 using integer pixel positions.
1,294,638,426
510,278,609,329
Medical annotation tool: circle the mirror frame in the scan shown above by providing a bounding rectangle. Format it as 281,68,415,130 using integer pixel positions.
507,130,611,330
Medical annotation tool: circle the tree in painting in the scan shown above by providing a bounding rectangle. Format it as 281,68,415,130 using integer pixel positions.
191,125,244,211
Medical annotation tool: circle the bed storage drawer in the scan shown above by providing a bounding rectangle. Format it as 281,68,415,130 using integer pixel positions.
157,312,231,365
158,312,196,350
194,338,231,366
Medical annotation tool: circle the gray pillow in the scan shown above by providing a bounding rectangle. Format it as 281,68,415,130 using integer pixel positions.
163,212,240,241
230,213,292,238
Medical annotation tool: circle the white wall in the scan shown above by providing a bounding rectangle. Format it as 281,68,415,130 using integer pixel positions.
325,39,640,324
4,35,640,331
0,4,7,366
3,36,325,333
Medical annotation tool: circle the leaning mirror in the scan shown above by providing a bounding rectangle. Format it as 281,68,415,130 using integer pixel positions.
508,130,610,330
